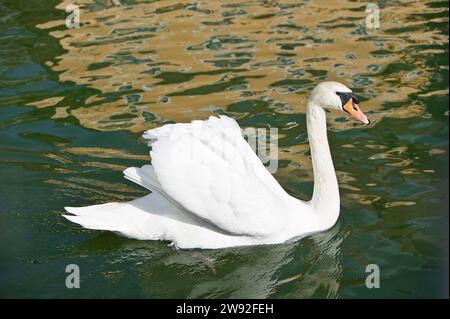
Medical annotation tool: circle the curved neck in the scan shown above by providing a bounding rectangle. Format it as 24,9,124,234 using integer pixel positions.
306,100,340,230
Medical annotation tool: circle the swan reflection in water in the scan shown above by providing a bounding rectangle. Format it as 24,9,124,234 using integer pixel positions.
74,222,344,298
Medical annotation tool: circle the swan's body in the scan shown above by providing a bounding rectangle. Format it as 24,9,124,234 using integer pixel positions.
64,81,369,249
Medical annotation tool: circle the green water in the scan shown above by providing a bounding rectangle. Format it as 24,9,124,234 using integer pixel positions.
0,0,448,298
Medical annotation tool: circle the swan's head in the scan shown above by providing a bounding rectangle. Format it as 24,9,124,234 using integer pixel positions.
309,81,370,125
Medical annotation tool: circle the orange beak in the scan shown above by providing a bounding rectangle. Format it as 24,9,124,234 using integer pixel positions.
343,99,370,125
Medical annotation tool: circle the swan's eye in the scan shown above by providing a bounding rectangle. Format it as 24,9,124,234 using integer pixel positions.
351,94,359,104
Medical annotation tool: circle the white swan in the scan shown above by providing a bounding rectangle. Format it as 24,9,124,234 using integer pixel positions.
64,81,370,249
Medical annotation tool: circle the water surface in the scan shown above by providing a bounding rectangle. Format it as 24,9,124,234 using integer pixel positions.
0,0,448,298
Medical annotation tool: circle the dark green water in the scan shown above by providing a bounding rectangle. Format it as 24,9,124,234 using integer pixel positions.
0,0,448,298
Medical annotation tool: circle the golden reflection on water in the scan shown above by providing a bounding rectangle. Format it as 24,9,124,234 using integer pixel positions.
32,0,448,212
62,146,148,160
46,176,138,201
36,0,447,132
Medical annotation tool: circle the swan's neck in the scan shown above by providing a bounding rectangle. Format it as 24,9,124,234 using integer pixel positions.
306,100,340,230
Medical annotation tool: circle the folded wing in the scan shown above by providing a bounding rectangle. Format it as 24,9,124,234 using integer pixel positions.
143,115,292,237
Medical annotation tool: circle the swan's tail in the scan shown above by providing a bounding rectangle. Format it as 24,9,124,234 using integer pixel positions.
63,165,179,240
63,193,173,240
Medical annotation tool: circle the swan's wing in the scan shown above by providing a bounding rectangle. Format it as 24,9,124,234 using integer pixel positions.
143,115,292,237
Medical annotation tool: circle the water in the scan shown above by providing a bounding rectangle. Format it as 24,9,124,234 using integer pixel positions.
0,0,448,298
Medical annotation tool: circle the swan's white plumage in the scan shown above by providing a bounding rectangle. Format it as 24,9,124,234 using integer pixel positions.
63,81,361,249
64,115,315,249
